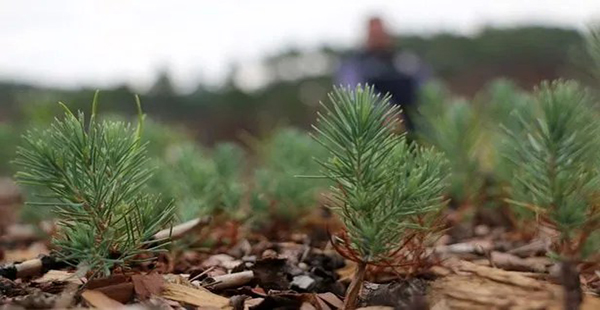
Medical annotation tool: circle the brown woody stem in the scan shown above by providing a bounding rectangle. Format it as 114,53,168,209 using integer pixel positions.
343,261,367,310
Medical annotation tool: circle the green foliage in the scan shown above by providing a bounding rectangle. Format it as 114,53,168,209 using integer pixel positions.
251,128,328,222
313,85,447,263
415,83,482,204
502,80,600,258
13,94,175,277
477,79,532,181
150,141,246,222
141,118,191,159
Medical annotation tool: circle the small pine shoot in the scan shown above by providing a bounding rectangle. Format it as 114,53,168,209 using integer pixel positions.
502,80,600,260
312,85,448,309
14,93,175,277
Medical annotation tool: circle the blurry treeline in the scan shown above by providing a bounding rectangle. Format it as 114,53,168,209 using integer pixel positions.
0,26,588,158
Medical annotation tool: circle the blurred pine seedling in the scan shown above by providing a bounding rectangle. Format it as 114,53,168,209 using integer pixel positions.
415,82,483,206
502,80,600,260
250,128,329,225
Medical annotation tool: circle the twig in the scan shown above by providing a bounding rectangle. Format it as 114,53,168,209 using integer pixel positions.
189,266,216,282
0,255,67,280
507,239,550,257
203,270,254,290
152,216,211,241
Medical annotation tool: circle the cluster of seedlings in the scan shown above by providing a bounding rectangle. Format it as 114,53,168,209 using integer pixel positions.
5,29,600,308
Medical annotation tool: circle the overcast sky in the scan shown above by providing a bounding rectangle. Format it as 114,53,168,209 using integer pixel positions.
1,0,599,92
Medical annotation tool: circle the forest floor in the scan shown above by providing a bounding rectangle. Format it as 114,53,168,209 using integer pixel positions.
0,178,599,310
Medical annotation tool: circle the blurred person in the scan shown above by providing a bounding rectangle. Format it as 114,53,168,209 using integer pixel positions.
336,17,429,133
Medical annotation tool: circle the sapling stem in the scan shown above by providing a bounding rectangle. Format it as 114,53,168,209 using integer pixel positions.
343,261,367,310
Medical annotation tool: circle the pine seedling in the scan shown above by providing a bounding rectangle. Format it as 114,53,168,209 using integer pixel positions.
150,142,245,222
502,80,600,260
14,93,175,278
313,85,447,309
415,82,482,206
251,128,329,225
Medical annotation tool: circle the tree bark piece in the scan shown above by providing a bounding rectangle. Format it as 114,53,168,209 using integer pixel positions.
429,260,600,309
81,290,124,309
489,251,548,273
162,282,232,309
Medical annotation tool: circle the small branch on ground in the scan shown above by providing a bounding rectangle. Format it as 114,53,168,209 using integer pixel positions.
0,255,67,280
203,270,254,290
152,216,211,241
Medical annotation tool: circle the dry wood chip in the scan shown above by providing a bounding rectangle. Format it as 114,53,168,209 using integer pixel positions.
434,240,493,255
317,292,344,309
490,251,547,273
162,282,232,309
206,270,254,290
313,295,332,310
432,260,600,309
132,273,165,300
33,269,83,285
453,260,547,290
81,290,125,309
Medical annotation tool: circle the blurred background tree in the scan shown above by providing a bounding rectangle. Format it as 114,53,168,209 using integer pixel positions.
0,26,589,176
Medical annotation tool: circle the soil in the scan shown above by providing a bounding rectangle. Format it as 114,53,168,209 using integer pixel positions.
0,179,598,310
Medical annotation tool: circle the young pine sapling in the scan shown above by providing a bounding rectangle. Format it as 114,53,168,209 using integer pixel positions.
502,80,600,261
502,81,600,309
14,93,175,278
313,85,448,309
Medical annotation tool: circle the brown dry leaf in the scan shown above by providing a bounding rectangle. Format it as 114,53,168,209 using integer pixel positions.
132,273,165,300
94,282,135,304
81,290,125,309
300,302,318,310
356,307,394,310
162,282,232,309
86,274,129,289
